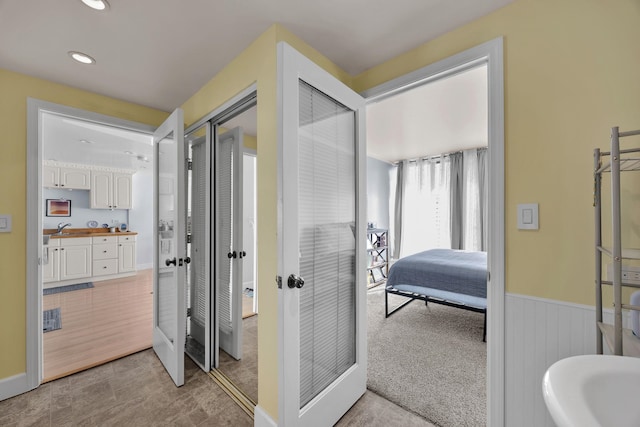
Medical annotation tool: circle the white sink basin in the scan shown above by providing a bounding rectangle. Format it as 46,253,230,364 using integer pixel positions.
543,355,640,427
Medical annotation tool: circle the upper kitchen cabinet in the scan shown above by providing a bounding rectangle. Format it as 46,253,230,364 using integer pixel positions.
91,170,133,209
43,162,91,190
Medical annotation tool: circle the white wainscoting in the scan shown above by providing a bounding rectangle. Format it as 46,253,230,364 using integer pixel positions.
504,293,626,426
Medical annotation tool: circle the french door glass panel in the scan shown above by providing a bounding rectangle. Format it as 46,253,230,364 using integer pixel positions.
153,108,186,387
298,81,356,407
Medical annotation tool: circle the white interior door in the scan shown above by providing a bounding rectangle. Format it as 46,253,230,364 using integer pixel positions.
278,42,367,426
216,127,244,362
153,108,186,387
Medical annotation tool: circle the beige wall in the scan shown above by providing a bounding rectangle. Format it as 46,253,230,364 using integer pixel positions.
353,0,640,305
0,68,168,379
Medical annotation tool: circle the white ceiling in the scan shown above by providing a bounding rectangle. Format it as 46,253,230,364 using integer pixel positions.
42,104,258,171
42,113,153,171
367,64,488,163
0,0,514,112
8,1,504,165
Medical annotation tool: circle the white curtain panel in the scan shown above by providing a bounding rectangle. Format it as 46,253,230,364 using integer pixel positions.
400,155,452,257
392,147,487,258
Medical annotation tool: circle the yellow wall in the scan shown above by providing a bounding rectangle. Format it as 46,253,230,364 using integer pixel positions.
0,69,168,379
354,0,640,305
180,24,351,420
5,0,638,417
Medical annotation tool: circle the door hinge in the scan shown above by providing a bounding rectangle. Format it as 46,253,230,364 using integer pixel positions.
187,307,192,317
187,159,193,170
276,275,282,289
187,234,192,244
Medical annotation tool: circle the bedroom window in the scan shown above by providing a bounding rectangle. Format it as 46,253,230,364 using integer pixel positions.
391,147,487,258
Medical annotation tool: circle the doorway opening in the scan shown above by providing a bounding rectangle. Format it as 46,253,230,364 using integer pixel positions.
26,99,157,388
361,38,505,426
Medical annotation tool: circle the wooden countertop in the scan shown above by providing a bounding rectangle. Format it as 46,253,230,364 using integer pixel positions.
44,228,138,239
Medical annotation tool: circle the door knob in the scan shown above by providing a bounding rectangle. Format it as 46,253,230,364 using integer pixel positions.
184,257,191,264
227,251,237,259
165,257,177,266
288,274,305,289
239,251,247,258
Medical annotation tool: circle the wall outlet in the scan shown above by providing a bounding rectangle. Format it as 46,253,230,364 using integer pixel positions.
607,264,640,285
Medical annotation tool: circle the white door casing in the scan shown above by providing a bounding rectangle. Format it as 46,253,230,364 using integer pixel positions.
152,108,186,387
216,127,244,362
277,42,367,426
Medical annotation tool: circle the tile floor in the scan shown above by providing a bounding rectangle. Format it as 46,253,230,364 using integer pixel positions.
0,350,434,427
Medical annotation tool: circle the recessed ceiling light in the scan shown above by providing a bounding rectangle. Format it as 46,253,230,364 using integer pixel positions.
80,0,109,11
68,51,96,65
79,139,94,144
124,151,135,155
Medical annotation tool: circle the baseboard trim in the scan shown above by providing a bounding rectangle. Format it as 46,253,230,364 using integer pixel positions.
0,372,30,402
254,405,277,427
137,263,153,271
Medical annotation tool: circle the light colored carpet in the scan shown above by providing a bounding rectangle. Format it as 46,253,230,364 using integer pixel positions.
367,287,486,427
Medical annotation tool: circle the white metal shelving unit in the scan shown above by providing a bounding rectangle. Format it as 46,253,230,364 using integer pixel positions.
594,126,640,356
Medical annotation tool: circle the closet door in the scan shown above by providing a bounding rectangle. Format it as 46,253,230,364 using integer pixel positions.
216,127,244,361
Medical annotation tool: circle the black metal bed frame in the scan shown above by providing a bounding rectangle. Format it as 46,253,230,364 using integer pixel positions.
385,285,487,342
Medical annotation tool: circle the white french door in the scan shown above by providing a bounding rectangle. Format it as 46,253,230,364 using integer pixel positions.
216,127,244,362
153,108,187,387
278,42,367,426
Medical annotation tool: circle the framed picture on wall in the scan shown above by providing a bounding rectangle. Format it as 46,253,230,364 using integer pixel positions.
46,199,71,217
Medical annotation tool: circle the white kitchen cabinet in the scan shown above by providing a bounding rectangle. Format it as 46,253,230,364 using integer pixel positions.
118,241,136,273
92,236,118,276
91,171,132,209
44,234,136,287
42,239,60,283
43,164,91,189
59,238,92,281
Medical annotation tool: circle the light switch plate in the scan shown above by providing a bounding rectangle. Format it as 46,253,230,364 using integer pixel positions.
517,204,538,230
0,214,12,232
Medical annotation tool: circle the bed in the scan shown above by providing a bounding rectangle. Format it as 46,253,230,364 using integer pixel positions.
385,248,488,341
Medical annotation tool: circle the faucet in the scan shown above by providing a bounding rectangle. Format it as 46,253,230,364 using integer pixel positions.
56,222,72,234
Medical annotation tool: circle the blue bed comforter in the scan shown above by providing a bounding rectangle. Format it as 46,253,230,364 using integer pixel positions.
387,249,487,299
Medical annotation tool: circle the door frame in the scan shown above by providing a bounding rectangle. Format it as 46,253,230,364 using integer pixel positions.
361,37,505,426
24,99,156,392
